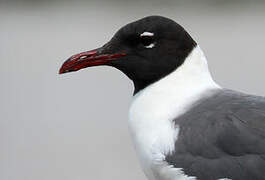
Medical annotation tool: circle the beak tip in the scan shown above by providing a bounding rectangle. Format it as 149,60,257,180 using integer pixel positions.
59,67,64,74
59,65,76,74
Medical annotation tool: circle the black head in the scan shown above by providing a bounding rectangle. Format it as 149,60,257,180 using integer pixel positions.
59,16,197,94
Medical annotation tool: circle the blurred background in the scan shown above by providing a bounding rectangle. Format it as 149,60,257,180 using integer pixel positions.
1,0,265,179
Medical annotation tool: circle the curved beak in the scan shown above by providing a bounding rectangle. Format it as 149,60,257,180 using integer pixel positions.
59,47,126,74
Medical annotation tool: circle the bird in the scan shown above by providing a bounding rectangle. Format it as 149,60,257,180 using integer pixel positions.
59,16,265,180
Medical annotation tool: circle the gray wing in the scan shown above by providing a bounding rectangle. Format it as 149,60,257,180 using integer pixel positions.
166,89,265,180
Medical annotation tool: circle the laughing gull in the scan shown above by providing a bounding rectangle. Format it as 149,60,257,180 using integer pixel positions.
59,16,265,180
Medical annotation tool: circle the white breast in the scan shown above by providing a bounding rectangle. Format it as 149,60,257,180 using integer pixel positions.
128,46,220,180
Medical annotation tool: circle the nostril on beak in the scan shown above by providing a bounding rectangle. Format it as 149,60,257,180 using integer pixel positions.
79,55,89,60
78,52,96,61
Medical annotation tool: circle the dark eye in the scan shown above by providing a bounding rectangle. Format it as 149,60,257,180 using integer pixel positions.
140,32,155,48
140,36,154,46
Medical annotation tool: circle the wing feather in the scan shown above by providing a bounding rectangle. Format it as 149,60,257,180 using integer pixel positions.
166,89,265,180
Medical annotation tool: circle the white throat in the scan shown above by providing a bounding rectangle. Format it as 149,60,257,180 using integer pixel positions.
128,46,220,180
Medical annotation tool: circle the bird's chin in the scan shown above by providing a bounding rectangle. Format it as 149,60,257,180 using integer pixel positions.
59,48,127,74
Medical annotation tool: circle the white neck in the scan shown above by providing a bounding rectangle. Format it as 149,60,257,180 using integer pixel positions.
128,46,221,180
131,45,220,121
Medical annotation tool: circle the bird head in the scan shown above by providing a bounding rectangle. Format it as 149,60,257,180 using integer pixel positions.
59,16,196,94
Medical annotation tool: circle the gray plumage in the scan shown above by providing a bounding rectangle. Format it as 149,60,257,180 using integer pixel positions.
166,89,265,180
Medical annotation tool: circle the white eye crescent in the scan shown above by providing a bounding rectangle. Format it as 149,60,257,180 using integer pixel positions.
140,32,154,37
145,43,155,48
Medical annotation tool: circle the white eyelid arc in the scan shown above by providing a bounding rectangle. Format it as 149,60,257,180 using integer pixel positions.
140,32,154,37
145,43,155,48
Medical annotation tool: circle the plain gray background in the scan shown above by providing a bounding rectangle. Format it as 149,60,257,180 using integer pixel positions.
1,0,265,179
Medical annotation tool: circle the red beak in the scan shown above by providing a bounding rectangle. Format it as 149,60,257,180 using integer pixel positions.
59,48,126,74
